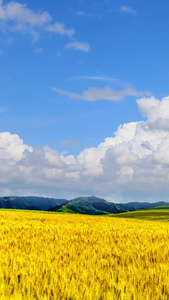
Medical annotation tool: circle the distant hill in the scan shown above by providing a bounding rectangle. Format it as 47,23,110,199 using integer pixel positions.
49,197,169,215
0,195,169,215
120,201,169,211
0,196,67,211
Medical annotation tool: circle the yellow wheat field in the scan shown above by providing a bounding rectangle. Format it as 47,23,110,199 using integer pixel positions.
0,211,169,299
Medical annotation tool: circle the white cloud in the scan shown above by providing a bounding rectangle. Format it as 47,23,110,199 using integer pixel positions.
53,86,146,101
1,96,169,201
119,6,137,14
46,22,75,38
0,2,91,52
0,1,51,30
0,132,32,161
0,1,75,41
137,96,169,130
66,42,90,52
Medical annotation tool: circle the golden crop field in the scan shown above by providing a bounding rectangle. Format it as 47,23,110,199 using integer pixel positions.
0,210,169,300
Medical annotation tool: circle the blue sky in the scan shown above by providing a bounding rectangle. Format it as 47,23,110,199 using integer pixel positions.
1,0,169,202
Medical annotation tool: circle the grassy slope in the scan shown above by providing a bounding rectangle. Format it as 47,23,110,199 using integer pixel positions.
111,206,169,221
2,206,169,221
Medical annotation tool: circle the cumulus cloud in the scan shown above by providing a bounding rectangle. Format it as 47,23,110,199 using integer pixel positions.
1,96,169,201
0,132,32,161
53,86,146,101
137,96,169,130
66,42,90,52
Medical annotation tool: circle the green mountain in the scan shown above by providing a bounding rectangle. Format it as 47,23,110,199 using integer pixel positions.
49,197,169,215
49,196,129,215
0,196,67,211
0,195,169,215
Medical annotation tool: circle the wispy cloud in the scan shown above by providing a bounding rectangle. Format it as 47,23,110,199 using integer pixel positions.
52,86,146,101
46,22,75,38
74,76,116,82
0,75,10,81
0,1,75,40
66,42,90,52
35,48,43,53
59,140,79,147
110,6,137,15
0,106,7,113
0,1,51,36
76,11,100,18
119,6,137,15
0,1,92,52
71,76,135,89
77,11,86,16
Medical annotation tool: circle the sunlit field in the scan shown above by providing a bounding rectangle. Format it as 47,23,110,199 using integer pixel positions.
112,207,169,221
0,210,169,299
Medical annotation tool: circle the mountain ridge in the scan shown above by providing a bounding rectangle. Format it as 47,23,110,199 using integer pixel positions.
48,196,169,215
0,195,169,215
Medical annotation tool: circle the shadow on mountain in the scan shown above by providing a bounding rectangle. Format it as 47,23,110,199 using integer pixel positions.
0,196,67,211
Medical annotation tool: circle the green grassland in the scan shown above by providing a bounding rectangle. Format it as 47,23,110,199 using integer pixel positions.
2,205,169,221
111,206,169,221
